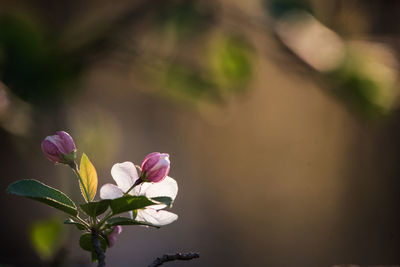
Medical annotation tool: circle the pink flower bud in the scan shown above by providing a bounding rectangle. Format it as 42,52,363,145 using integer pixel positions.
41,131,76,164
141,152,170,183
108,226,122,247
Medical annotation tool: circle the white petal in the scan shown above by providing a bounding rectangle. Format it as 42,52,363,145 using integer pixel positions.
111,162,139,193
130,182,151,196
131,176,178,209
136,209,178,226
100,184,124,199
139,176,178,199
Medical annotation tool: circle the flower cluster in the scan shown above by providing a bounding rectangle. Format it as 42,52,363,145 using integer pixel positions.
41,131,178,246
9,131,179,263
100,161,178,227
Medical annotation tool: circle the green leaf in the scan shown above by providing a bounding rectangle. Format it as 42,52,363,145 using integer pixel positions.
80,200,109,217
109,195,156,215
79,153,98,202
64,218,87,230
106,216,160,228
7,179,78,216
131,209,138,219
151,196,173,208
29,219,65,260
79,233,107,251
79,233,107,262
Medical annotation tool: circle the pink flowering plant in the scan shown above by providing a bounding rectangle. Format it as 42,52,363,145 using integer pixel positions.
6,131,196,266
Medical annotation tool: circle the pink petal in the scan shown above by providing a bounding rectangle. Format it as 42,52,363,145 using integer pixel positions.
141,152,161,170
56,131,76,154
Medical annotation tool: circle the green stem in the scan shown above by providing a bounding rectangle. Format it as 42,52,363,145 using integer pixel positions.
71,163,91,203
124,178,143,196
73,215,91,230
96,211,114,229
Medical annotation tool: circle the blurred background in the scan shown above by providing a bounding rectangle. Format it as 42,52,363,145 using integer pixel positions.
1,0,400,266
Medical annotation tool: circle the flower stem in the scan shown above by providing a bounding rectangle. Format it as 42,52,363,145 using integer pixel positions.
124,178,143,196
71,162,91,203
73,215,91,230
96,211,114,229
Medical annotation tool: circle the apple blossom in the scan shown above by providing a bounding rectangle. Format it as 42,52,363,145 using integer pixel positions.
41,131,76,164
141,152,170,183
100,161,178,226
9,130,198,267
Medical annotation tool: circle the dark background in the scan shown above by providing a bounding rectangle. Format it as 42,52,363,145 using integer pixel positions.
1,0,400,266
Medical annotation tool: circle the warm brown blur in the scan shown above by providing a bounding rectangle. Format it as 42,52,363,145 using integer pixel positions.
1,0,400,266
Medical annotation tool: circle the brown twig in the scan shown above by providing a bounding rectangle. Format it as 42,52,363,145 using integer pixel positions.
91,229,106,267
148,252,200,267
